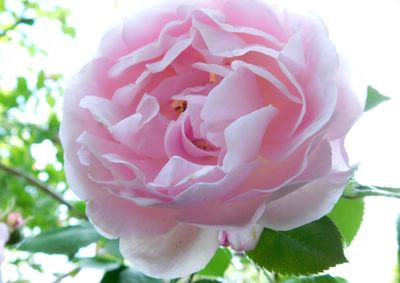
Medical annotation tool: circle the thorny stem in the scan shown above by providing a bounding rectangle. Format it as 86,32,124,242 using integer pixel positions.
0,162,75,210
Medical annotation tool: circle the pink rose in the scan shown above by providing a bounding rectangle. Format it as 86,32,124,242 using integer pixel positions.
0,223,8,265
60,0,364,278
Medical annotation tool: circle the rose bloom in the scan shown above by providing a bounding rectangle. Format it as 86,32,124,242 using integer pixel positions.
0,223,8,265
60,0,364,278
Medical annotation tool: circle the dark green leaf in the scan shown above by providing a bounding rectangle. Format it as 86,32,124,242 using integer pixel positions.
328,198,364,245
20,18,35,26
364,86,389,111
279,274,348,283
18,222,100,256
101,267,162,283
194,280,222,283
198,248,231,277
247,217,347,275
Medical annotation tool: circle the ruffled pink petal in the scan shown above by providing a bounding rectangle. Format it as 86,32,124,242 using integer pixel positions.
151,156,218,188
98,23,129,59
262,83,337,160
119,224,219,279
177,194,265,229
221,0,288,42
228,135,328,201
146,36,193,73
111,14,192,77
223,107,278,171
326,65,366,140
201,68,267,146
258,171,349,231
291,139,332,183
79,96,128,128
192,7,282,47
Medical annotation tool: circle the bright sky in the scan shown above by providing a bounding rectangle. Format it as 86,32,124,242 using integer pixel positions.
2,0,400,282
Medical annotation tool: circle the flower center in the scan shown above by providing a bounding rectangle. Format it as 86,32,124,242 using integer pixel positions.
192,139,214,151
171,100,187,113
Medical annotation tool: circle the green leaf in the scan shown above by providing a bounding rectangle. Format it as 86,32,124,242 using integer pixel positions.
198,248,231,277
247,217,347,276
36,70,46,89
18,222,100,256
16,77,30,99
397,215,400,257
103,239,123,259
328,198,364,245
364,86,389,111
45,93,56,107
75,256,120,271
101,267,162,283
279,274,348,283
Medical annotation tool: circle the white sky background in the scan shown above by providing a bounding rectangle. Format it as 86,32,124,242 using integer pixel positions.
2,0,400,282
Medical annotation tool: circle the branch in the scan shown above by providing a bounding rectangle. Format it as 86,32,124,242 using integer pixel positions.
0,162,74,210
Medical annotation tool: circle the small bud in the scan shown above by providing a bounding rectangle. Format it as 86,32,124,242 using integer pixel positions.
7,212,24,229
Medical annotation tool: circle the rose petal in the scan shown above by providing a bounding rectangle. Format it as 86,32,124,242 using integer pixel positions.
220,224,263,251
258,171,349,231
119,224,218,279
80,96,127,128
201,67,267,147
87,188,179,238
223,106,278,171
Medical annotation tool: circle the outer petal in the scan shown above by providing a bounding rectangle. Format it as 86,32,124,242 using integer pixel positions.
258,171,349,231
219,224,263,251
120,224,219,279
86,188,179,238
0,223,8,264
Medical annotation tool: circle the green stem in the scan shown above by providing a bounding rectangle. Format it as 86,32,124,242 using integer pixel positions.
343,184,400,199
52,267,81,283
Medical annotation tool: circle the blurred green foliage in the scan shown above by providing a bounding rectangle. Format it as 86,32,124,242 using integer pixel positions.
0,0,77,231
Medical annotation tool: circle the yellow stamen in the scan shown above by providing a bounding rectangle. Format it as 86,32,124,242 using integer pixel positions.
171,100,187,113
192,139,214,151
209,72,217,83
